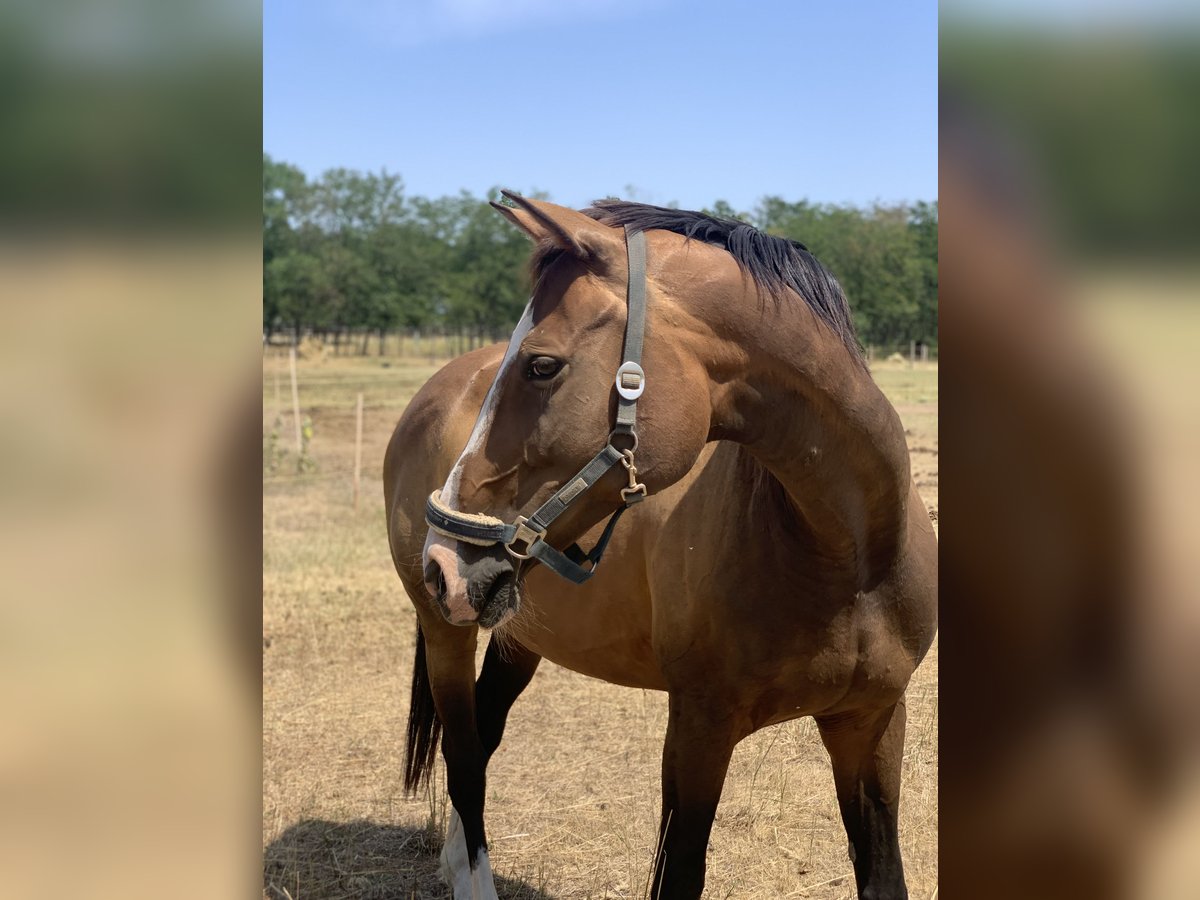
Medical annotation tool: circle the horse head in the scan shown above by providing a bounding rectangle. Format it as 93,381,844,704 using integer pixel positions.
422,193,712,626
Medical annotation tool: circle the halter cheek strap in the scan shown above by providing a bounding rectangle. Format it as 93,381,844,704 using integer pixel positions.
424,225,648,585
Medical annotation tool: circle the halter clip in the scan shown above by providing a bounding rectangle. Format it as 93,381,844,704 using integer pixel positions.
504,516,546,560
619,449,648,503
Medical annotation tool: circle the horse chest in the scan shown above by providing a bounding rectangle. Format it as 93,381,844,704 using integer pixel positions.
507,565,667,691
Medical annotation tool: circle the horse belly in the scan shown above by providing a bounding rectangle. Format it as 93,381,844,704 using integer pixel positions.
764,594,924,725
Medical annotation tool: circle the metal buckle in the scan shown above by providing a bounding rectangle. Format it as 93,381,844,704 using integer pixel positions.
505,516,546,560
619,449,648,502
615,361,646,400
621,483,648,502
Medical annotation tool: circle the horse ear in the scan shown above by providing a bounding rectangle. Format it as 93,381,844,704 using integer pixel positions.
491,191,622,264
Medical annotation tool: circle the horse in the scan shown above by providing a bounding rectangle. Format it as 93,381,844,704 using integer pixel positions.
383,193,938,899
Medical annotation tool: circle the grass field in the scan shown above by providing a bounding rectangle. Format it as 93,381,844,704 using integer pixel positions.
262,350,938,899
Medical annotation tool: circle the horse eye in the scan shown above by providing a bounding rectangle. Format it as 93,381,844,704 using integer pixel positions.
527,356,564,380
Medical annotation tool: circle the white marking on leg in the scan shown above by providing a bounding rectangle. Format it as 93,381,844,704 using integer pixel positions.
472,849,497,900
440,807,499,900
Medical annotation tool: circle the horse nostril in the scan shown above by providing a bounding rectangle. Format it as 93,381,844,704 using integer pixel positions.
482,571,507,609
424,560,447,599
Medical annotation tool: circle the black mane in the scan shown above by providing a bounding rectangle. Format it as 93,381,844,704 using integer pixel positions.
584,199,863,363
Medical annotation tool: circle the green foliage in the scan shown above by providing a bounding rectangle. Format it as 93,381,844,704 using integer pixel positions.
298,416,316,474
755,197,938,347
263,413,316,476
262,154,937,348
264,416,285,476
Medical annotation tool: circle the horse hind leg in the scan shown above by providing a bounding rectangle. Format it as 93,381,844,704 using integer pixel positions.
475,634,541,761
816,699,909,900
409,620,541,899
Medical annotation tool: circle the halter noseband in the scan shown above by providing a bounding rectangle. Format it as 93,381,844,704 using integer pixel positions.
424,225,649,585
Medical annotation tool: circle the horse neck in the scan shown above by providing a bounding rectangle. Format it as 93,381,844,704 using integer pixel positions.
697,290,911,588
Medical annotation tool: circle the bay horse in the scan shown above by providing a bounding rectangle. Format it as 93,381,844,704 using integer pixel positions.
384,194,938,899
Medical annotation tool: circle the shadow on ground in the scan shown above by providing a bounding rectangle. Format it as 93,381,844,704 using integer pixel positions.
264,819,556,899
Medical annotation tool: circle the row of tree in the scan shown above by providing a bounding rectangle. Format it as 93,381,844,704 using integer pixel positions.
264,155,937,351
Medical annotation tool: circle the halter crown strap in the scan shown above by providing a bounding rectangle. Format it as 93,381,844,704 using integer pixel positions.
614,227,646,436
425,224,649,584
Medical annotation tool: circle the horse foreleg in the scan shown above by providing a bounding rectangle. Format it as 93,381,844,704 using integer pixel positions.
816,699,909,900
422,620,540,900
417,619,493,899
651,694,739,900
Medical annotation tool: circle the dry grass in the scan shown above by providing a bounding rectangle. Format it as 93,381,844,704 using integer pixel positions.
262,352,938,899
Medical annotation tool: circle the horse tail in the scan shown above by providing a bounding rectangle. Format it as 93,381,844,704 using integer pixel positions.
404,622,442,795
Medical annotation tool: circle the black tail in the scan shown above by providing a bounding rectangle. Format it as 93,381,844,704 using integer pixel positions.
404,623,442,795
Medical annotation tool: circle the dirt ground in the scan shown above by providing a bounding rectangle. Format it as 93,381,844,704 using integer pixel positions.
263,351,938,899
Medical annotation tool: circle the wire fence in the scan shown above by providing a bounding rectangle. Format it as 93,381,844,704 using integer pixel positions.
261,334,937,492
865,341,938,364
264,328,504,364
265,330,938,365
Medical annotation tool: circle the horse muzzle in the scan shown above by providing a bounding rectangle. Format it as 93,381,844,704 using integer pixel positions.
424,540,520,628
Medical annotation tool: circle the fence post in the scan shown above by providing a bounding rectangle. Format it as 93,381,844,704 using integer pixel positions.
354,392,363,511
289,347,302,455
909,339,916,368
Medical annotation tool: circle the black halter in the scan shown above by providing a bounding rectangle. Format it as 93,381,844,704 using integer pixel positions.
425,225,649,585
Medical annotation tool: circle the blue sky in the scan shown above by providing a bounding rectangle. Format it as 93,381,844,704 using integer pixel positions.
265,1,937,212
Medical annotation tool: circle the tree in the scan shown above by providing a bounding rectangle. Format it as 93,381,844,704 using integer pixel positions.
312,168,405,234
909,201,938,348
266,252,331,342
260,157,937,353
756,197,937,348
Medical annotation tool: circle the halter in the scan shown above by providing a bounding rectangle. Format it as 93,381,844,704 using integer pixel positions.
425,225,649,585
